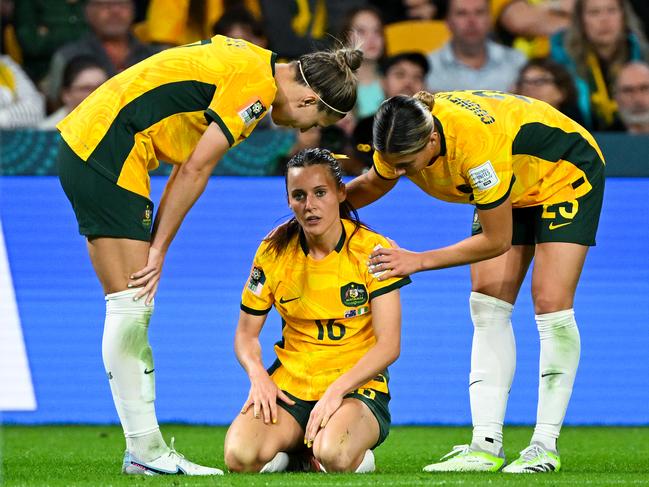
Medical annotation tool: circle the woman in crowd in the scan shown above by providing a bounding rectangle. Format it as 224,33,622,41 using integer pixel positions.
346,89,605,474
550,0,649,130
224,148,409,473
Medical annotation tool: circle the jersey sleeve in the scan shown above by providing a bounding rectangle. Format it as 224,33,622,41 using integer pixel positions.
372,151,401,180
365,235,411,300
459,130,515,210
204,70,272,148
240,242,274,316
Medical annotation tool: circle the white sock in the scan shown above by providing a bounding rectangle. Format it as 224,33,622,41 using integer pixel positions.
354,449,375,473
260,452,289,473
532,309,580,453
468,292,516,456
103,289,167,461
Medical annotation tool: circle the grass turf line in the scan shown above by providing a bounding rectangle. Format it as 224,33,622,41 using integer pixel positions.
2,425,648,486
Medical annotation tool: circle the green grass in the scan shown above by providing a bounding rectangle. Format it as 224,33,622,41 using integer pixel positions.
2,425,648,486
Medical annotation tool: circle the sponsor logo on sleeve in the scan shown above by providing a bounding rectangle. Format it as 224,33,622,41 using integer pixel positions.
468,161,499,191
238,100,266,127
247,266,266,296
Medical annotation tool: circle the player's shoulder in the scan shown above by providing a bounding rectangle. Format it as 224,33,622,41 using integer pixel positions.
345,220,392,254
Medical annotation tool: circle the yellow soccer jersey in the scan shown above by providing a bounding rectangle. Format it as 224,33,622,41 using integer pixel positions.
373,90,606,209
57,35,277,198
240,219,411,401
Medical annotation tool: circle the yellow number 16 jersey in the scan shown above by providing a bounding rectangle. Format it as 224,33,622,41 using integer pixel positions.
57,35,277,199
240,219,411,401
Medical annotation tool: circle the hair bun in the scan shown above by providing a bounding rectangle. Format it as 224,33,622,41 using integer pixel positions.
335,48,363,72
413,91,435,111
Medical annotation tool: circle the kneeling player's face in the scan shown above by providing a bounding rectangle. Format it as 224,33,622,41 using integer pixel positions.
287,165,345,240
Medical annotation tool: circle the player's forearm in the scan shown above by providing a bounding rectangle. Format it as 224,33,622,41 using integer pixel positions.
345,172,388,209
420,233,511,270
327,341,400,397
150,165,211,254
234,333,267,380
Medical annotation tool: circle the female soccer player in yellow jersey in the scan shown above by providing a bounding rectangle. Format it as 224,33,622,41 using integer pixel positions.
346,90,605,474
223,148,410,474
57,35,363,476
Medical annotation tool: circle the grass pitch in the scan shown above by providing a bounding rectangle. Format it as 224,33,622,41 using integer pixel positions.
2,425,648,486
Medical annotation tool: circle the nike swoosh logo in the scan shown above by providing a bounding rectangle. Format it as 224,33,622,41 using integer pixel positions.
541,372,563,378
130,460,186,475
144,368,155,375
279,296,300,304
548,222,572,230
469,380,483,387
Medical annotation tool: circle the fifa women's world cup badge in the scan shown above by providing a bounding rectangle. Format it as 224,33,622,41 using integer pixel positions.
340,282,368,307
142,205,153,230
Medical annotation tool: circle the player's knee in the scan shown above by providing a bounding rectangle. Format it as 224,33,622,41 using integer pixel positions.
313,437,356,472
224,441,267,473
532,290,572,314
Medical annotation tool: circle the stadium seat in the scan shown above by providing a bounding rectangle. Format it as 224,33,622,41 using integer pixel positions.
384,20,450,56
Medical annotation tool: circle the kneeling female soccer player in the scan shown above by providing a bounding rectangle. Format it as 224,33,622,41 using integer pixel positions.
224,148,410,473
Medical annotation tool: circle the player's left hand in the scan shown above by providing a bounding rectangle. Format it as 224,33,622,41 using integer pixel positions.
304,390,344,447
367,245,422,281
128,247,165,305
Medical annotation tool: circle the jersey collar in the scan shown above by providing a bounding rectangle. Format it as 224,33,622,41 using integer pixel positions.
299,220,347,256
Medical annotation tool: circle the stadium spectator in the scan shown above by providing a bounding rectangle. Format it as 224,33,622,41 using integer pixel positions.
516,57,583,123
224,148,408,474
57,37,363,476
40,55,108,129
614,61,649,134
13,0,89,84
45,0,158,106
346,90,605,474
426,0,527,92
259,0,365,59
0,54,45,128
350,52,430,174
213,6,268,47
340,6,386,120
550,0,649,131
493,0,575,58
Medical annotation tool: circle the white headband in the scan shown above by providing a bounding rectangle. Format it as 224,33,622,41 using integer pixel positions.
297,61,348,116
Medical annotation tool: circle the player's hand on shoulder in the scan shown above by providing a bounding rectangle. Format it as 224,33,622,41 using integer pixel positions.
368,242,421,281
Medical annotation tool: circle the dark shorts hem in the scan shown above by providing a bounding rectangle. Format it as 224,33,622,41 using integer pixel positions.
277,389,391,449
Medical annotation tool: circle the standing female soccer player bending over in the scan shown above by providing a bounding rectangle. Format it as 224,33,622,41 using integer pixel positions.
224,148,410,474
346,90,605,474
57,36,363,476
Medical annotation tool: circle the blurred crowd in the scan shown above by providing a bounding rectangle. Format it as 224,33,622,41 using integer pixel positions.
1,0,648,174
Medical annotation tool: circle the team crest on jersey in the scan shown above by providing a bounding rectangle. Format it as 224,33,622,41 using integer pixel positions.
239,100,266,127
142,205,153,230
340,282,368,307
247,266,266,296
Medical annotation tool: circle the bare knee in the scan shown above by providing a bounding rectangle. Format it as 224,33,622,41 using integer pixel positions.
224,441,273,473
313,434,359,473
532,289,573,314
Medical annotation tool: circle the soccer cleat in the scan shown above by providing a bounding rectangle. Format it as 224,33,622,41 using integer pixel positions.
502,443,561,473
122,437,224,476
260,452,290,473
423,444,505,472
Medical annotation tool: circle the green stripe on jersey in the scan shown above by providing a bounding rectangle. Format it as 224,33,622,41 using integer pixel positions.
88,80,217,181
512,122,604,182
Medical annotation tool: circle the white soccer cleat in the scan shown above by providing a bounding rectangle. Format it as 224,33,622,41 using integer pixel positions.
260,452,290,473
122,438,224,476
502,444,561,473
423,444,505,472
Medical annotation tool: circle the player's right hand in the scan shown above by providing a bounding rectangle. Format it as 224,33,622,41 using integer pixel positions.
128,246,165,305
241,374,295,424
